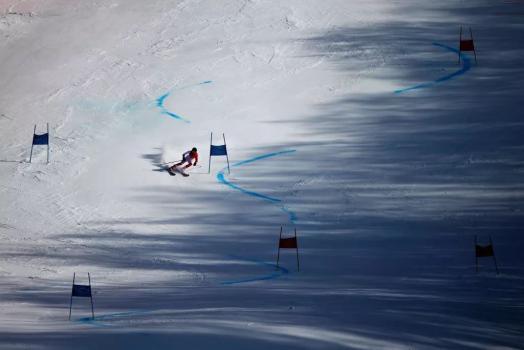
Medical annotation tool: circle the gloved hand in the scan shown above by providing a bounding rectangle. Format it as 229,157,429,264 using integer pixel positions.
194,162,198,166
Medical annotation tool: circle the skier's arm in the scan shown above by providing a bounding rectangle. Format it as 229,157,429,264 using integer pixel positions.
193,153,198,166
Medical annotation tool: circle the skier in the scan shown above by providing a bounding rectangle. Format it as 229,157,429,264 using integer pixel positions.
169,147,198,175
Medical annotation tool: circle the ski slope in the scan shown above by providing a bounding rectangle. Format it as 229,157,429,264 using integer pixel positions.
1,0,523,349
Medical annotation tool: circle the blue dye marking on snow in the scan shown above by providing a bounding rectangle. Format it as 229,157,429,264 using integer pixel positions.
155,92,189,123
394,43,472,94
77,316,111,328
221,255,289,285
216,150,298,224
281,205,298,223
155,80,212,122
217,172,281,202
156,93,169,107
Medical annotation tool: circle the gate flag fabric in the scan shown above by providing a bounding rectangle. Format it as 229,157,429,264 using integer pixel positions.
279,236,298,249
276,227,300,271
475,244,494,258
210,144,227,156
459,26,477,64
69,273,95,320
475,236,499,274
30,123,50,163
208,132,231,174
32,133,49,145
72,284,92,297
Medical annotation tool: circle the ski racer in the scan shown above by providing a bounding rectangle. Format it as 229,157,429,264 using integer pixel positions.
170,147,198,172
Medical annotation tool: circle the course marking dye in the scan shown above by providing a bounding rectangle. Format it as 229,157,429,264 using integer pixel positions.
217,149,297,224
155,80,212,122
394,43,471,94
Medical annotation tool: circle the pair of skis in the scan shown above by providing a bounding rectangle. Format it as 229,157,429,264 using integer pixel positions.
167,166,189,177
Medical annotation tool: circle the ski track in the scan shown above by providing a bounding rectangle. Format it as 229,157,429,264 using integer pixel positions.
394,42,472,94
155,80,212,123
216,150,298,224
220,255,289,285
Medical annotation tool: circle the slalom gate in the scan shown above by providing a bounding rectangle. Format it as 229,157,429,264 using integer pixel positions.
208,132,231,174
276,226,300,271
475,236,499,274
459,26,477,64
29,123,50,163
69,273,95,320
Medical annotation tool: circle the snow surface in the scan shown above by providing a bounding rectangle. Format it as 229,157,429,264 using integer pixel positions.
1,0,523,349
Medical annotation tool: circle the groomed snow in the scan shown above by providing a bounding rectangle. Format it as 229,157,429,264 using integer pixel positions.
1,0,523,349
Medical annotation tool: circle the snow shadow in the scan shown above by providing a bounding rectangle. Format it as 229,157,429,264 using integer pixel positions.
254,2,524,348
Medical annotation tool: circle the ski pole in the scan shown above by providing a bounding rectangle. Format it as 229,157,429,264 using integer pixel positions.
160,161,202,168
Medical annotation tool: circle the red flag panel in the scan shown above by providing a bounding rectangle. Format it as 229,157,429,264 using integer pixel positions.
460,40,475,51
476,244,494,258
279,237,297,249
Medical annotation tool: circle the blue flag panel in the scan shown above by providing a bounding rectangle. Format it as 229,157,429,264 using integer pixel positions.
210,145,227,156
33,133,49,145
72,284,92,297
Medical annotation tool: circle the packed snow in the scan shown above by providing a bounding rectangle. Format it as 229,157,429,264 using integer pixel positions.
1,0,523,349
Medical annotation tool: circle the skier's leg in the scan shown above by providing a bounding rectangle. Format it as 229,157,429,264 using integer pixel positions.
175,154,186,167
171,160,185,171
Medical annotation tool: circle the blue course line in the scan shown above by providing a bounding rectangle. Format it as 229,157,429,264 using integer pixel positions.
155,80,212,122
217,173,281,202
77,260,289,325
281,205,298,223
216,150,297,285
394,42,472,94
156,93,189,123
221,255,289,285
217,149,297,223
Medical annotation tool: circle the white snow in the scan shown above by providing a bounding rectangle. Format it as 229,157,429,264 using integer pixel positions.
1,0,523,349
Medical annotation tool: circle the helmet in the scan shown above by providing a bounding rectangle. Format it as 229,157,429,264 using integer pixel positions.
191,147,197,152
